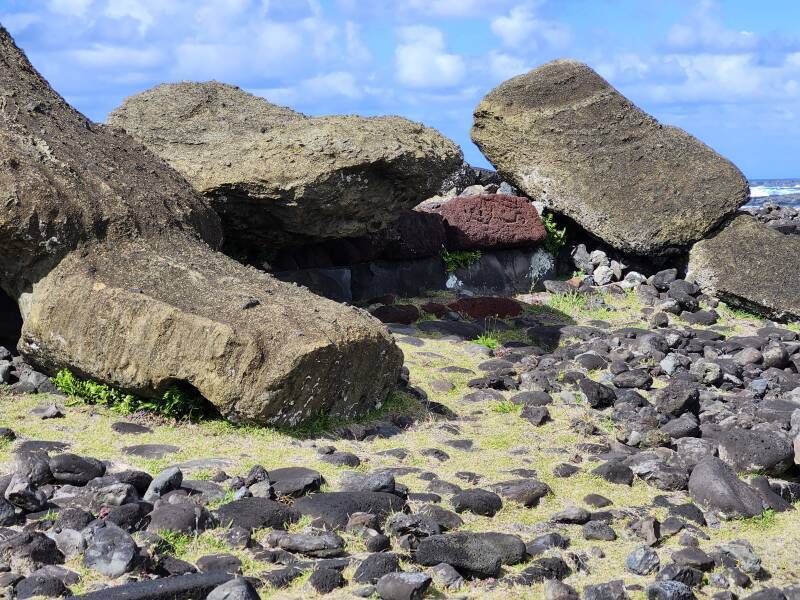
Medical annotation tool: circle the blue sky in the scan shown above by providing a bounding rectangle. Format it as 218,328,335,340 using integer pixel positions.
2,0,799,178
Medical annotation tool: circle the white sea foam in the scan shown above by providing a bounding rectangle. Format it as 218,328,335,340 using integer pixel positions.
750,184,800,198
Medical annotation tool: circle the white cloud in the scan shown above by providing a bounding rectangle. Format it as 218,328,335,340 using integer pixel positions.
104,0,156,35
402,0,512,18
488,51,530,80
1,12,40,33
491,2,571,50
48,0,93,17
345,21,371,63
642,53,800,103
251,70,364,107
395,25,465,88
336,0,515,18
304,71,362,99
665,0,759,52
595,53,651,83
69,44,162,69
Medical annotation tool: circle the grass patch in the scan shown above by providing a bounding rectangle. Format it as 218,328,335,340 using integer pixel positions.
718,302,765,324
154,530,194,556
281,389,421,438
441,248,481,273
739,509,777,531
207,490,235,510
53,369,216,421
473,333,499,350
492,400,522,414
547,291,588,314
787,322,800,333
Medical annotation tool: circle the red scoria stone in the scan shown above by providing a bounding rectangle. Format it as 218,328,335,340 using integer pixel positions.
431,194,547,250
447,297,523,319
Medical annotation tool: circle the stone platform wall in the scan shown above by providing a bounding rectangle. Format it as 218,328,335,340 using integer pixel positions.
274,247,555,303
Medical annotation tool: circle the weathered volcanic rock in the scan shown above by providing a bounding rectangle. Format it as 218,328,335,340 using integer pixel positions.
472,60,748,255
376,210,447,260
293,492,405,530
108,81,462,251
447,297,523,319
688,214,800,320
688,457,764,519
0,27,403,426
426,194,546,250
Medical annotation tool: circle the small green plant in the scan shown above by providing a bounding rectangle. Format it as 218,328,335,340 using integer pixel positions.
741,509,776,530
547,291,588,314
207,490,236,510
441,248,481,273
571,270,586,279
788,322,800,333
542,211,567,255
52,369,214,421
154,530,193,556
53,369,136,407
492,400,521,414
473,333,499,350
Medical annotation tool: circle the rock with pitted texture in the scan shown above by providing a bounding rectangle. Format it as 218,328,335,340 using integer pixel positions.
426,194,546,250
108,81,462,252
472,60,748,255
0,27,403,426
688,214,800,320
447,297,523,319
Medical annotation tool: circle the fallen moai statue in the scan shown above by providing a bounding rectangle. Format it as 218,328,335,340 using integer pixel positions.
0,26,402,426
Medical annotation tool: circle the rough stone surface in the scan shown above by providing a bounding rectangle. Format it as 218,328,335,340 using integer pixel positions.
688,457,764,519
427,194,546,250
415,532,504,578
0,27,403,427
472,59,748,255
293,492,406,529
689,214,800,320
109,81,462,250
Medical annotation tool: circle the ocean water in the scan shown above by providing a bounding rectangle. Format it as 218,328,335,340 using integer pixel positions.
747,178,800,209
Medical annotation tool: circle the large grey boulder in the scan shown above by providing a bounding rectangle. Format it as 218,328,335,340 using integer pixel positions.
472,59,748,255
688,457,764,519
108,82,462,252
688,214,800,320
0,26,402,426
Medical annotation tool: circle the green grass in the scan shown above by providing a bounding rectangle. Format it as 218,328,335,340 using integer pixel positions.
787,322,800,333
492,400,522,414
542,211,567,256
52,369,215,421
154,530,194,556
207,490,236,510
547,291,588,314
440,248,481,273
279,389,421,438
718,302,765,323
473,333,499,350
738,509,777,531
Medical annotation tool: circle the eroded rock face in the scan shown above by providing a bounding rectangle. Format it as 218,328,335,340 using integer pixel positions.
108,82,463,253
688,214,800,320
0,26,403,426
472,59,749,255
